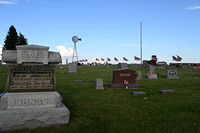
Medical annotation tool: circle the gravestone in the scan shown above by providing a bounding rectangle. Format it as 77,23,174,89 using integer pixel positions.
143,60,148,68
68,63,77,73
118,63,128,69
66,59,68,65
131,92,146,96
159,90,174,94
148,65,155,73
95,79,104,89
0,45,70,131
166,70,179,79
136,71,142,80
74,80,83,82
147,65,158,79
109,69,139,88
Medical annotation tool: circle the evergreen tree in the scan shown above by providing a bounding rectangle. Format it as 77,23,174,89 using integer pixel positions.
18,32,28,45
3,25,18,50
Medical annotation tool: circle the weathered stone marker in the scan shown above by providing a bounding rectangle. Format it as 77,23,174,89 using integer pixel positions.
95,79,104,89
166,70,179,79
118,63,128,69
68,63,77,73
131,92,146,96
136,71,142,80
0,45,70,131
147,65,158,79
159,90,174,94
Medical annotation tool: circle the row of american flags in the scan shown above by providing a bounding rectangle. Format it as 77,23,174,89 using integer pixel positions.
78,56,141,63
77,55,182,63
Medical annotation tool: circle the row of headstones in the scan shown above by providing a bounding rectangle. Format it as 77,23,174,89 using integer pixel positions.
146,65,179,79
131,90,175,96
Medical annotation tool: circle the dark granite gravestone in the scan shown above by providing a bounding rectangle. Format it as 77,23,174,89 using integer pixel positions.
166,70,179,79
109,69,139,88
7,65,56,92
143,60,148,68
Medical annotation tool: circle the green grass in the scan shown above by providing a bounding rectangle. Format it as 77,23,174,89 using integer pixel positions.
0,65,200,133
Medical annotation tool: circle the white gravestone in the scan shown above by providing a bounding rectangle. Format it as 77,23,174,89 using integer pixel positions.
118,63,128,69
96,79,104,89
68,63,77,73
0,45,70,131
147,65,158,79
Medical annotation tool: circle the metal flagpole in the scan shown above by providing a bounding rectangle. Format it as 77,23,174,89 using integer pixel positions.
140,21,143,67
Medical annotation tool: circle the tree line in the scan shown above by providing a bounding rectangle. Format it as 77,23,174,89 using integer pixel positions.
3,25,28,50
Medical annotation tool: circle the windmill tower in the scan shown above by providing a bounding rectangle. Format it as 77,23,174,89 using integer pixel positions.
72,36,81,63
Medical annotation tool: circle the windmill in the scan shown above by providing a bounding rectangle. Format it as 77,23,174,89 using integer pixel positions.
72,36,81,63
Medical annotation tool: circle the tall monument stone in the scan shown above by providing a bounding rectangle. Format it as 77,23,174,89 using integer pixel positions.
0,45,70,131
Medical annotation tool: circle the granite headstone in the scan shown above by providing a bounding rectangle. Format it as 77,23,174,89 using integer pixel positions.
166,70,179,79
109,69,139,88
0,45,70,131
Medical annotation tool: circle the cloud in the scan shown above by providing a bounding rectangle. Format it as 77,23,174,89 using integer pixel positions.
186,5,200,10
56,45,73,57
0,0,16,4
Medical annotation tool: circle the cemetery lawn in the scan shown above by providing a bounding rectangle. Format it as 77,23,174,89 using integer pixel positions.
0,65,200,133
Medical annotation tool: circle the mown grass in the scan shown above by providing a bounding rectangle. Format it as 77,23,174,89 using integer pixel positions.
0,65,200,133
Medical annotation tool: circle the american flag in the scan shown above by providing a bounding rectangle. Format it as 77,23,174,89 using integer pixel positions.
85,59,88,62
123,57,128,61
176,55,182,61
96,58,99,61
172,56,177,61
114,57,118,62
152,57,157,61
172,55,182,61
101,58,105,61
134,56,140,61
107,58,111,62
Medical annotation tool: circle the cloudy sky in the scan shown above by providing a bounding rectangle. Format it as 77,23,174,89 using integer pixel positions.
0,0,200,64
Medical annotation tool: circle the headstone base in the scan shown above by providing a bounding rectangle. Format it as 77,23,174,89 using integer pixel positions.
0,103,70,131
109,83,139,89
96,87,104,90
147,74,158,79
166,76,179,79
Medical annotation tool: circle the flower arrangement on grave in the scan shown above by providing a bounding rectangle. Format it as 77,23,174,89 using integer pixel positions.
149,72,152,75
124,80,129,89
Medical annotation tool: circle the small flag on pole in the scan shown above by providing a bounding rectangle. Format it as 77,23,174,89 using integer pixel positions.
96,58,99,61
134,56,140,61
176,55,182,61
107,58,111,62
123,57,128,61
114,57,119,62
172,55,182,61
152,57,157,61
101,58,105,61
